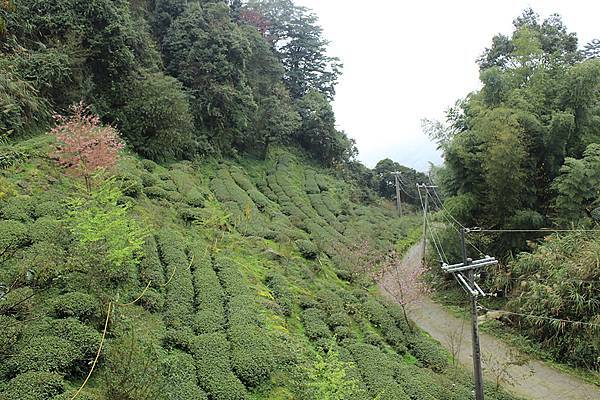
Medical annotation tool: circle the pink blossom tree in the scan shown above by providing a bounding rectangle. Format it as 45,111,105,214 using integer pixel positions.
49,102,124,191
378,254,431,332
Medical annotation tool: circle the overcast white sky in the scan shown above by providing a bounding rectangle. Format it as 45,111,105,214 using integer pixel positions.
295,0,598,171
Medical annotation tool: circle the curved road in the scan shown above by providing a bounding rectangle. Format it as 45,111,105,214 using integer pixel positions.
379,242,600,400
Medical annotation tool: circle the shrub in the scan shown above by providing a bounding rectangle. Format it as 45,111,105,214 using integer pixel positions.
51,292,99,321
117,174,144,198
9,336,79,374
295,239,318,259
0,371,65,400
229,324,273,387
49,318,101,370
0,316,21,359
160,352,208,400
406,333,448,373
29,217,66,245
138,288,165,313
190,333,247,400
139,236,166,287
141,159,159,172
157,231,194,329
144,185,169,199
193,255,225,334
140,171,158,187
0,219,29,259
348,343,409,399
186,189,206,208
163,327,196,353
265,273,293,317
302,308,331,340
31,200,65,219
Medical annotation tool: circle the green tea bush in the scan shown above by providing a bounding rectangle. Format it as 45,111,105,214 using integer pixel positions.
0,316,21,359
143,186,169,200
157,231,194,329
190,333,247,400
393,364,441,400
265,273,293,316
117,173,144,198
348,343,409,400
163,327,196,352
302,308,332,340
51,292,99,322
229,324,273,387
362,298,407,354
0,371,65,400
0,220,29,259
140,171,158,187
186,189,206,208
49,318,100,373
138,288,165,313
406,333,448,373
139,236,166,288
141,159,159,172
9,336,78,374
192,255,225,334
295,239,318,259
304,170,320,194
0,195,33,221
31,200,65,219
28,217,66,245
160,352,208,400
51,391,99,400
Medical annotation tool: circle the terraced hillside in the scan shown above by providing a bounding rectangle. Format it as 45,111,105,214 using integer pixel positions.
0,138,519,400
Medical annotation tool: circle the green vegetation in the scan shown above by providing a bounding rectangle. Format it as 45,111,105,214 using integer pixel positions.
0,133,522,398
426,8,600,371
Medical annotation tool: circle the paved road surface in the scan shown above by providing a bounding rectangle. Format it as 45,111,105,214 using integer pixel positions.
379,242,600,400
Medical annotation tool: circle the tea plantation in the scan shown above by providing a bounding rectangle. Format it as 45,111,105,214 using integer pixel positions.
0,137,520,400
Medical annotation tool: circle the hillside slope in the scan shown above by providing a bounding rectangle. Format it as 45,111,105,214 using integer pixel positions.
0,138,519,400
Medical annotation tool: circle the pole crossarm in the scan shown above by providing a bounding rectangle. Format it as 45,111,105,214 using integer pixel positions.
442,257,498,273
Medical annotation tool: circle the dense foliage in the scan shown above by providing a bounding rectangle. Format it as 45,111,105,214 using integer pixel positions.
429,9,600,369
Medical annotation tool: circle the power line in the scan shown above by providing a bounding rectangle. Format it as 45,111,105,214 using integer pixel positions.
495,310,600,329
468,228,600,233
423,186,485,257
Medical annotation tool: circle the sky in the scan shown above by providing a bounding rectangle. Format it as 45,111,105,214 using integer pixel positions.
295,0,599,171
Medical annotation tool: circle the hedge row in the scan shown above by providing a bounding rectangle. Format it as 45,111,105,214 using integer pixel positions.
157,230,194,329
210,169,271,238
308,193,345,233
190,333,247,400
192,252,225,334
215,256,273,388
361,298,408,352
347,343,410,400
160,351,208,400
0,371,65,400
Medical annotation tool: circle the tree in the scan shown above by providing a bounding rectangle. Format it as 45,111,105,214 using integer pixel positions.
117,71,196,161
245,0,342,100
67,178,146,284
378,253,430,332
241,25,301,157
49,102,124,191
162,2,256,151
552,144,600,223
295,90,356,166
582,39,600,60
373,159,427,206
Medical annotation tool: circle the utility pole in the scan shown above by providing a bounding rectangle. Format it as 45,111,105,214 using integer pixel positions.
393,172,403,217
417,183,437,264
460,228,485,400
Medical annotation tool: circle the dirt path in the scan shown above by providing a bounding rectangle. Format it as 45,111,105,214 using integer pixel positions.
379,242,600,400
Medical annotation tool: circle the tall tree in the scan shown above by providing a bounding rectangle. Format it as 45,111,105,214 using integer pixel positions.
244,0,342,100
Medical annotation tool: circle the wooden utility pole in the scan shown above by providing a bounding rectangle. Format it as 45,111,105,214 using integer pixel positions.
460,228,485,400
442,230,496,400
393,172,403,217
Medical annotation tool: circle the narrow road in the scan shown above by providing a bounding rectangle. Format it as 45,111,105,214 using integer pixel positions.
379,242,600,400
